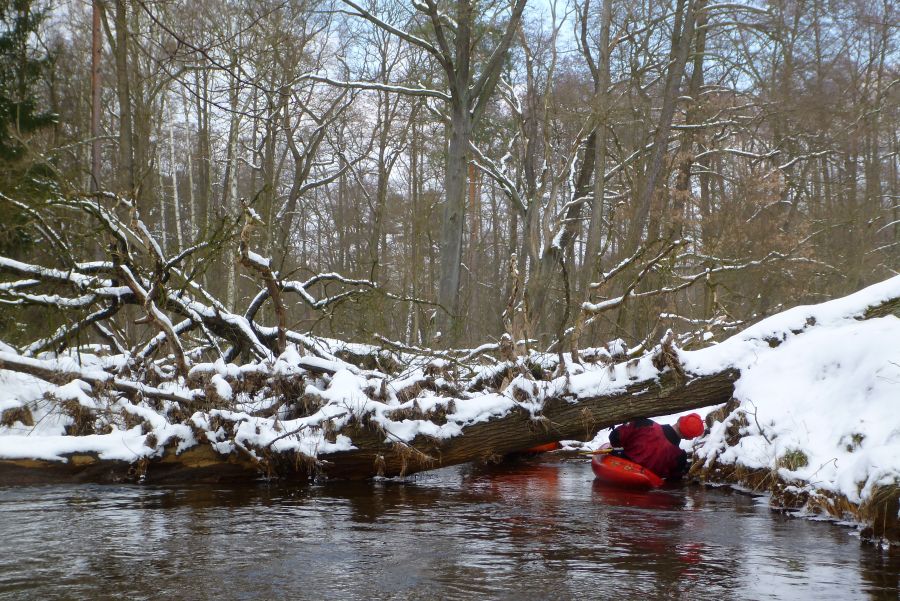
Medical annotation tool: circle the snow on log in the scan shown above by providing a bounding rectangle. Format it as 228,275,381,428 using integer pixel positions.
1,276,899,487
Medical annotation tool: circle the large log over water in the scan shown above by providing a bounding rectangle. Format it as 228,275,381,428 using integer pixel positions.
319,368,740,479
1,276,899,484
0,362,740,483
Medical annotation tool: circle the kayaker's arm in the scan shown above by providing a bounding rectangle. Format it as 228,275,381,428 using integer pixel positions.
609,419,650,447
671,450,688,480
609,425,623,447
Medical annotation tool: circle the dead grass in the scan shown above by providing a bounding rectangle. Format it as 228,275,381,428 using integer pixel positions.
1,406,34,427
385,400,427,422
776,449,809,471
858,485,900,543
59,398,96,436
392,441,436,477
374,454,386,477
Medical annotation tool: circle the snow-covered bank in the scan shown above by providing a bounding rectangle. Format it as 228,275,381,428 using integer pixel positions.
563,277,900,544
682,279,900,545
687,313,900,545
695,315,900,504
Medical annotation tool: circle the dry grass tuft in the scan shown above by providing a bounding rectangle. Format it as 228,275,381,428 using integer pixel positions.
126,457,150,482
580,407,596,441
392,442,436,477
776,449,809,471
59,398,96,436
1,406,34,427
385,400,427,422
704,398,741,428
858,485,900,544
396,380,428,403
481,450,504,465
291,451,322,478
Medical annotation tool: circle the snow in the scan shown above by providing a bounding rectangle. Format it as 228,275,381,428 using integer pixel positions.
572,276,900,512
0,369,53,417
445,392,515,426
0,276,898,519
0,428,149,462
209,374,233,401
694,316,900,504
54,380,99,409
247,250,270,268
666,276,900,506
565,354,659,396
682,274,900,377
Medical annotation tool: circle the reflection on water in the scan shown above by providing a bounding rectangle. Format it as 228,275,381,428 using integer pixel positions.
0,457,896,600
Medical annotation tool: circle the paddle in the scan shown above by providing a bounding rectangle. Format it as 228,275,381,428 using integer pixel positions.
575,447,615,456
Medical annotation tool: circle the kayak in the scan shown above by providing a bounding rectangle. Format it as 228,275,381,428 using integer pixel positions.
591,453,664,489
524,441,561,454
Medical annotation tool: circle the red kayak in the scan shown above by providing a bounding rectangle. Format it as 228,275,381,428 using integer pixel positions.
524,441,561,454
591,453,664,489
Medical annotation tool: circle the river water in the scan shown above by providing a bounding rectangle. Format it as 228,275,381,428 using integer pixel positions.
0,456,896,600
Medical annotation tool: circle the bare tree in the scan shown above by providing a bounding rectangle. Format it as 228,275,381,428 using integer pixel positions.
336,0,527,343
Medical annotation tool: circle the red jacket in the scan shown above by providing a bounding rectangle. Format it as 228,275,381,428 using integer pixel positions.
609,418,687,479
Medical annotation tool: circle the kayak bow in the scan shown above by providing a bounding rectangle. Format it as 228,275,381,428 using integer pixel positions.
590,453,664,489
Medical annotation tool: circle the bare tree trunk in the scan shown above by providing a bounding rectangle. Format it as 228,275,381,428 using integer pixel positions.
408,117,421,344
437,97,472,341
181,89,196,242
580,0,613,293
624,0,696,255
90,0,102,193
669,0,708,240
114,0,135,198
526,130,597,343
168,98,184,250
129,4,151,213
157,106,167,252
369,89,391,284
464,161,481,335
433,0,528,345
223,57,241,310
193,70,211,239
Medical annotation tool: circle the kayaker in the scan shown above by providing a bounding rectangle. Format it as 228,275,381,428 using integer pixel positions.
608,413,705,480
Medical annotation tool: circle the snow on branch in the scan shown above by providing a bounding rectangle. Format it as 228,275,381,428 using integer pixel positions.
0,194,372,363
302,74,451,102
582,238,690,314
238,209,287,355
0,350,199,405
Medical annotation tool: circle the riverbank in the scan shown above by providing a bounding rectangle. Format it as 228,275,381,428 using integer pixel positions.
689,307,900,547
574,302,900,547
691,400,899,547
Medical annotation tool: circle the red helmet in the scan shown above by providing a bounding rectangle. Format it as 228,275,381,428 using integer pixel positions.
677,413,704,439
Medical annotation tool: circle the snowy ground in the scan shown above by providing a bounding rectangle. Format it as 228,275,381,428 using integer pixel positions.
570,277,900,517
574,308,900,508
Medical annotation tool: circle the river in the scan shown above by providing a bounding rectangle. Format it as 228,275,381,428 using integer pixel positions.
0,455,896,600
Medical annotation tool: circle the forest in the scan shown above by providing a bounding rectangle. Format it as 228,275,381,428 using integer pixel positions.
0,0,896,355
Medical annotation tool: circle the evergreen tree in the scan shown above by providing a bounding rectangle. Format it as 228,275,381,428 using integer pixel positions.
0,0,56,255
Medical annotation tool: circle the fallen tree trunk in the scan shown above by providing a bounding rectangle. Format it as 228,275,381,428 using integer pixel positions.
0,363,739,483
1,276,899,484
318,367,739,479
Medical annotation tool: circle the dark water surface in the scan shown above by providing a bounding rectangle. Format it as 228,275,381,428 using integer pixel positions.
0,456,897,600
